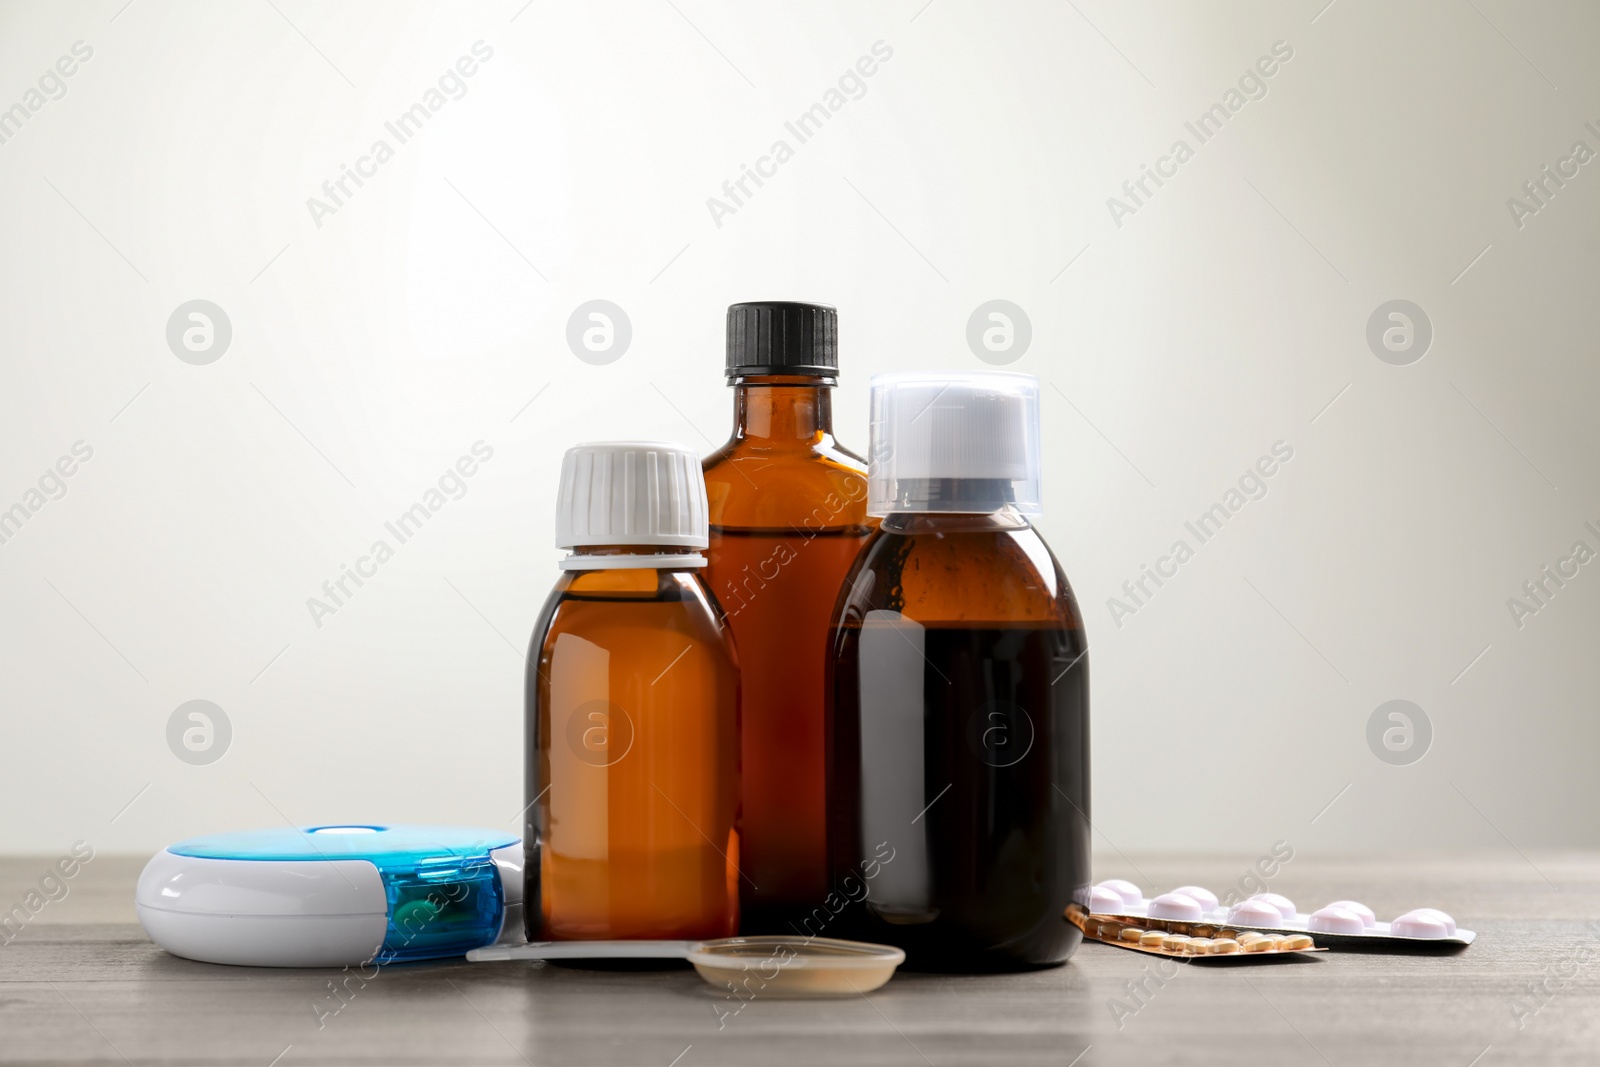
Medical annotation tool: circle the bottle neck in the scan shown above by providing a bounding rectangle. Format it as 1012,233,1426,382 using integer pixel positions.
561,545,707,571
881,506,1032,534
730,375,835,445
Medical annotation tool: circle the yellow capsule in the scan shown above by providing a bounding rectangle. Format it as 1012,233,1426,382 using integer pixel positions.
1280,934,1314,951
1140,930,1166,948
1119,926,1145,943
1244,937,1276,953
1211,938,1240,954
1186,938,1213,954
1161,934,1192,951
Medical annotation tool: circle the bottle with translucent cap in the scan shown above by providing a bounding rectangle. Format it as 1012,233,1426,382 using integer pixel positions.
866,371,1042,515
525,441,741,942
827,372,1091,970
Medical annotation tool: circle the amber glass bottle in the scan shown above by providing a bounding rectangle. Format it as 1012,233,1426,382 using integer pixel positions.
526,442,740,941
826,373,1090,971
702,302,871,933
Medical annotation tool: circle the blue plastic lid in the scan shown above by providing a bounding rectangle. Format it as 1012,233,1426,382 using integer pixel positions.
169,825,520,963
168,824,518,863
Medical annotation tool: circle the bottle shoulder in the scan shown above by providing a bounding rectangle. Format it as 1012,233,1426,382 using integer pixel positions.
841,522,1082,629
704,434,867,475
534,570,732,650
704,439,872,530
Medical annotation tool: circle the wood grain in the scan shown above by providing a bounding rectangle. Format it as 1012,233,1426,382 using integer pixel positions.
1,854,1596,1065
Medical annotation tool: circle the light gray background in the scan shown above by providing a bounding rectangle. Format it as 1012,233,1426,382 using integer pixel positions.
0,0,1595,862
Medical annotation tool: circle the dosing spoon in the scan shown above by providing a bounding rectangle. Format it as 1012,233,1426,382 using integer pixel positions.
468,935,904,994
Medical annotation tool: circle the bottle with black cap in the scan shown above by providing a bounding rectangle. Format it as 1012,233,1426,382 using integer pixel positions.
703,301,874,933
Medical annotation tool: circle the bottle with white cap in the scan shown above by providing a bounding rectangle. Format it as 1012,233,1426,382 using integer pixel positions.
826,372,1090,970
526,441,740,942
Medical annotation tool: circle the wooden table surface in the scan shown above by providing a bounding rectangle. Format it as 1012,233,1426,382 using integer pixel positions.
2,853,1596,1066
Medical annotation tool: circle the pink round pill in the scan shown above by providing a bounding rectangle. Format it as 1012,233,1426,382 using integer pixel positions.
1323,900,1377,928
1308,905,1366,935
1410,908,1456,935
1250,892,1296,920
1088,886,1126,913
1227,899,1285,927
1390,909,1454,938
1148,892,1204,922
1171,885,1219,912
1096,879,1143,907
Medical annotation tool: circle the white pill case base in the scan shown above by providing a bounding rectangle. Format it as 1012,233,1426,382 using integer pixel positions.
136,826,522,968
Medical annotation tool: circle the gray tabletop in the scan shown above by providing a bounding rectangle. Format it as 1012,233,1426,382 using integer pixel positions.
2,853,1596,1066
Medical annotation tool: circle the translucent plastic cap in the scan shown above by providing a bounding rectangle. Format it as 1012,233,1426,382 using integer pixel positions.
555,441,708,550
867,372,1042,517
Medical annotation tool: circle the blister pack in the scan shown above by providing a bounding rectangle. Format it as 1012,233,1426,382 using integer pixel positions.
1066,902,1323,961
1084,879,1474,951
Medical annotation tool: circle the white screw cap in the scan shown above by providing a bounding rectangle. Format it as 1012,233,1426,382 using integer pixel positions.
555,441,708,550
